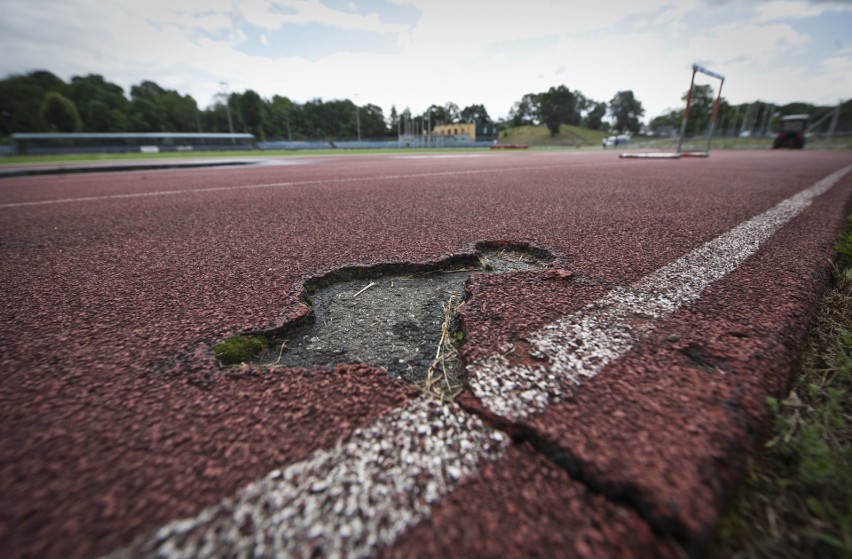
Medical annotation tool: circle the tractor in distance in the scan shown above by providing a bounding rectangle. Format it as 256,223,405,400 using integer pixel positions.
772,114,809,149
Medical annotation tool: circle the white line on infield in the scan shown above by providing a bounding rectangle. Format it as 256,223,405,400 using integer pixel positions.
103,163,851,558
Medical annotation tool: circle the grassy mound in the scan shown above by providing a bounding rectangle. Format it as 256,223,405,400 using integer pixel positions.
498,124,609,147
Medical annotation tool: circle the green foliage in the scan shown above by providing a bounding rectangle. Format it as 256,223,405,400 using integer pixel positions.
213,335,268,366
609,90,644,134
835,220,852,269
583,102,607,131
69,74,132,132
682,84,716,135
509,93,541,127
538,84,577,136
0,71,65,134
460,104,490,124
40,92,82,132
130,80,199,133
239,89,266,139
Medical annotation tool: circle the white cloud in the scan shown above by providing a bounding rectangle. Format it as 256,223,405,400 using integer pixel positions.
0,0,848,124
689,22,810,67
817,46,852,93
652,0,697,32
756,0,852,21
236,0,411,38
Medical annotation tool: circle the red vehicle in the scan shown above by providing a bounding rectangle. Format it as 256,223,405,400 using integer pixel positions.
772,114,809,149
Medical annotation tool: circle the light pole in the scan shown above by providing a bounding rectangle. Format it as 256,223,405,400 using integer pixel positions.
354,94,361,142
219,81,235,142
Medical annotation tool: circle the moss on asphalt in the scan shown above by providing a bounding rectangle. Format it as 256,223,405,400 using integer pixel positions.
213,335,268,366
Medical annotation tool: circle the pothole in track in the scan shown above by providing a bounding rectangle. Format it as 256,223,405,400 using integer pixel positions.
223,246,551,400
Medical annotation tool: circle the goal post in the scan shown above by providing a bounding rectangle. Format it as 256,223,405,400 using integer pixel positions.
677,64,725,156
620,63,725,159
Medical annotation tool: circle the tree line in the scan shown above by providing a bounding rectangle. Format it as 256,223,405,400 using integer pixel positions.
0,70,502,141
508,85,644,135
7,69,842,142
2,69,649,141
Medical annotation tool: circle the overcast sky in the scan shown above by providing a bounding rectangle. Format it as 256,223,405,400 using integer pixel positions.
1,0,850,122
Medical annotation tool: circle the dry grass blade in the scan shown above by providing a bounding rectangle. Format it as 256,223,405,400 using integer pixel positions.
352,281,377,298
419,293,466,402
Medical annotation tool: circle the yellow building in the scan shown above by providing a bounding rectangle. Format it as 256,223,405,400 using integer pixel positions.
431,122,497,142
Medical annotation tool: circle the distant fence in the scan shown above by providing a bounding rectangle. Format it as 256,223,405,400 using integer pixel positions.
8,132,256,155
2,133,500,156
257,139,497,150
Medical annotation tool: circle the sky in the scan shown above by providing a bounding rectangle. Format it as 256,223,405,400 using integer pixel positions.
1,0,851,122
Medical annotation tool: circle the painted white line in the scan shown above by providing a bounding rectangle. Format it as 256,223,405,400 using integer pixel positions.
0,164,569,209
104,398,508,559
395,154,490,159
103,163,851,557
468,162,852,421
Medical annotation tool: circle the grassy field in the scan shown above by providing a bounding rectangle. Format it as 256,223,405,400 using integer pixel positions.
715,215,852,558
3,124,848,165
498,124,609,147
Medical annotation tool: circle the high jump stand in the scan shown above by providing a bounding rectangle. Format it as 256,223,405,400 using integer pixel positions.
620,64,725,159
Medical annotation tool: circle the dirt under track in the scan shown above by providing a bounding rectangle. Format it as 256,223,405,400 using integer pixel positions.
1,150,851,558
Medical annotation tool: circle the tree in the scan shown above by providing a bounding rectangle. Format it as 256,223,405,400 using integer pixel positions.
418,102,460,130
69,74,131,132
573,90,592,121
29,70,67,96
538,85,575,136
460,104,490,124
509,93,540,127
649,110,680,134
442,102,460,124
40,92,82,132
609,90,644,133
265,95,295,139
238,89,265,138
388,105,399,137
584,102,607,131
0,70,70,135
128,80,199,132
419,105,442,131
682,84,715,136
358,103,387,138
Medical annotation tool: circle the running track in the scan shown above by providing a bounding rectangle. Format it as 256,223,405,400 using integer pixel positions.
1,150,851,558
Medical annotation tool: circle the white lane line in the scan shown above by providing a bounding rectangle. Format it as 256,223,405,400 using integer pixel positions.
468,162,852,421
395,154,490,159
0,164,570,209
104,398,508,559
103,163,851,558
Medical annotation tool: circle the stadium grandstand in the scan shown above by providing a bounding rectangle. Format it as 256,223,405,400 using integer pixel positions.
9,132,256,155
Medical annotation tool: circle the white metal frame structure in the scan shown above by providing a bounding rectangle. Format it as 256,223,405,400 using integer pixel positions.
621,64,725,159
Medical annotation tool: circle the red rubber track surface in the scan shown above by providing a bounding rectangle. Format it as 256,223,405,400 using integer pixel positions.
1,150,851,558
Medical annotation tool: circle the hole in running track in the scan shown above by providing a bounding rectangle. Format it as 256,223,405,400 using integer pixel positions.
217,245,552,401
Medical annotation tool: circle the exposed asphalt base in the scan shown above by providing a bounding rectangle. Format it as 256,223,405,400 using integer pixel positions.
253,248,550,399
